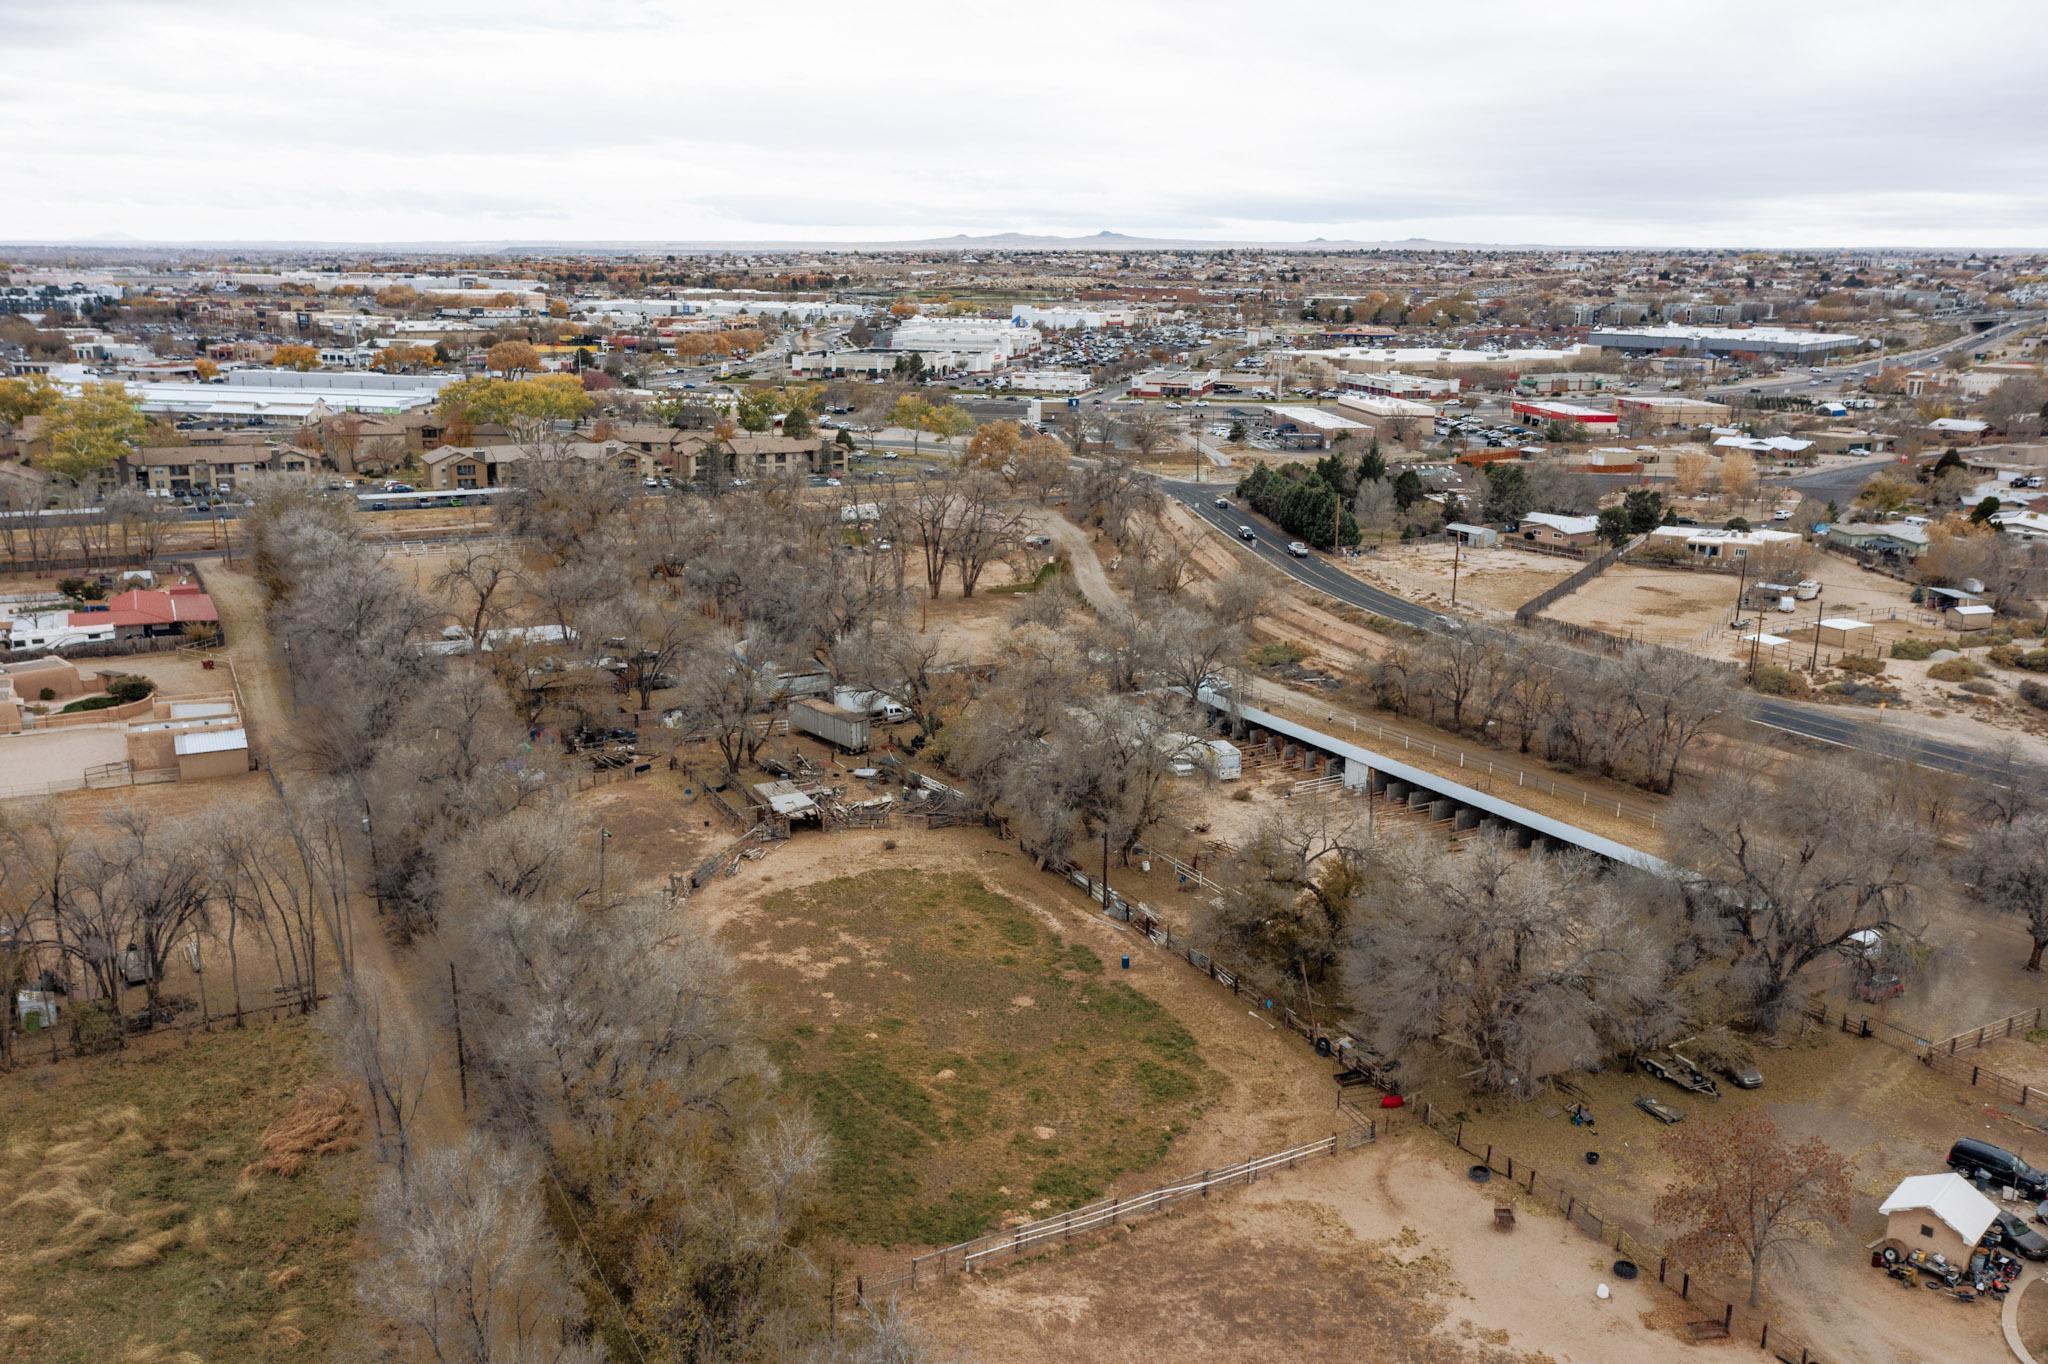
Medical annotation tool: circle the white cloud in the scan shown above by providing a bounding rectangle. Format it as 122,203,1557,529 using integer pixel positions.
3,0,2044,246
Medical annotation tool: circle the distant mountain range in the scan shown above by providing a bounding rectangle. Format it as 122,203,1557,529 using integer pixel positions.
3,229,1544,254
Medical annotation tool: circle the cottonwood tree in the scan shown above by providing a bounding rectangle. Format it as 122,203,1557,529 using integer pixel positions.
1654,1112,1851,1308
1214,805,1375,987
948,470,1025,598
673,631,783,775
433,544,518,655
326,974,433,1189
1343,831,1661,1099
359,1133,599,1364
1968,813,2048,971
1666,759,1922,1029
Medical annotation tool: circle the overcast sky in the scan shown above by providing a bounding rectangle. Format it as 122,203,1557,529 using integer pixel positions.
5,0,2045,248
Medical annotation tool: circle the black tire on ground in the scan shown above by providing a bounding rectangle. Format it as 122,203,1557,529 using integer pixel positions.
1882,1246,1900,1264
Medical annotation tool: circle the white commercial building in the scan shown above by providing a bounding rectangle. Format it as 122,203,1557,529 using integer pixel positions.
1010,304,1133,330
225,367,458,394
1305,344,1593,374
1340,370,1460,399
888,318,1039,367
1003,369,1092,393
1588,324,1865,359
1337,392,1436,420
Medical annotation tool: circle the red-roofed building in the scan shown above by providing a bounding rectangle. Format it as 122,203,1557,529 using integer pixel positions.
70,584,218,642
1510,400,1618,431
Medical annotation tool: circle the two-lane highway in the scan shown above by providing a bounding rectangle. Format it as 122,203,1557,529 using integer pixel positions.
1162,479,1443,630
1161,477,2024,781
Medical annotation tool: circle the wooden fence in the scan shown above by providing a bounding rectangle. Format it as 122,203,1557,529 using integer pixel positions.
1930,1006,2044,1059
1406,1100,1833,1362
1512,533,1643,623
839,1128,1377,1308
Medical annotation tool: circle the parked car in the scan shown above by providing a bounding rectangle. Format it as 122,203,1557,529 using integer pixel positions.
1949,1139,2048,1198
1717,1059,1764,1090
1986,1210,2048,1260
1634,1095,1684,1124
1237,525,1258,542
1286,541,1310,558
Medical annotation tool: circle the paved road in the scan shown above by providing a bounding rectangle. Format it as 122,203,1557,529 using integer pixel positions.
1161,477,2018,779
1709,314,2034,400
1160,479,1444,630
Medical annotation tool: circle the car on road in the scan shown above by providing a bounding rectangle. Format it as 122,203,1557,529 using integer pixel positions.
1236,525,1258,542
1286,541,1309,558
1213,497,1230,509
1634,1095,1684,1124
1022,533,1051,547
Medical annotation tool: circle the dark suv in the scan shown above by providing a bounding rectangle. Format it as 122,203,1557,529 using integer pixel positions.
1947,1139,2048,1199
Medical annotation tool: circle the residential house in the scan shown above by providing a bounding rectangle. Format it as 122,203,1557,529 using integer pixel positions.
1825,521,1930,563
1516,512,1601,550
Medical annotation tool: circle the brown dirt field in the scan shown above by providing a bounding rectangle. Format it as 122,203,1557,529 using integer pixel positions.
686,824,1343,1269
1340,541,1580,620
908,1135,1708,1364
1430,1030,2027,1364
1543,553,1917,647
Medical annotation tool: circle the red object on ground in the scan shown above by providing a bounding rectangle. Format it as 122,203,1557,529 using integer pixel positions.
1380,1094,1406,1109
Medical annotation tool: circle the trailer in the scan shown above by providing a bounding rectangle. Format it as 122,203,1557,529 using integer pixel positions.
789,698,870,752
1200,738,1242,781
832,686,911,723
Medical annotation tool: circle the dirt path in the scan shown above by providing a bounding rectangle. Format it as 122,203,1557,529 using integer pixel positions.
1027,509,1120,613
197,557,468,1148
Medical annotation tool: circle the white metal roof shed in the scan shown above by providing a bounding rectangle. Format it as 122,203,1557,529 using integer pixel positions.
174,727,248,756
1879,1173,1997,1245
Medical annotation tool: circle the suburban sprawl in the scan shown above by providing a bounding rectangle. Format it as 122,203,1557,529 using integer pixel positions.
6,11,2048,1364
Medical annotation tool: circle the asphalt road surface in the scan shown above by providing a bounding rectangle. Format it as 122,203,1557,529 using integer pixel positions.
1162,478,2018,780
1161,478,1443,630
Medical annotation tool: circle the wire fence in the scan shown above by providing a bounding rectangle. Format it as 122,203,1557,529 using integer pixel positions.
3,989,318,1072
1404,1099,1834,1362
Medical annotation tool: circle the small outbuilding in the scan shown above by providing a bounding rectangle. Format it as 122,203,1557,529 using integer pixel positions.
1814,617,1874,649
1878,1173,1997,1267
1445,522,1499,548
172,726,249,781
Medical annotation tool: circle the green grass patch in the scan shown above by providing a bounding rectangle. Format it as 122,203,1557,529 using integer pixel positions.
0,1017,362,1364
986,558,1067,595
744,869,1220,1247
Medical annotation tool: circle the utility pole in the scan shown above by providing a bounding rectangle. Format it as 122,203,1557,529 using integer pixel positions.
1101,828,1111,912
1449,533,1463,606
598,827,612,909
1809,594,1825,670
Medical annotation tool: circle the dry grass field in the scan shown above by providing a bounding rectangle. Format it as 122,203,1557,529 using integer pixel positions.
0,1018,362,1364
730,867,1224,1247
